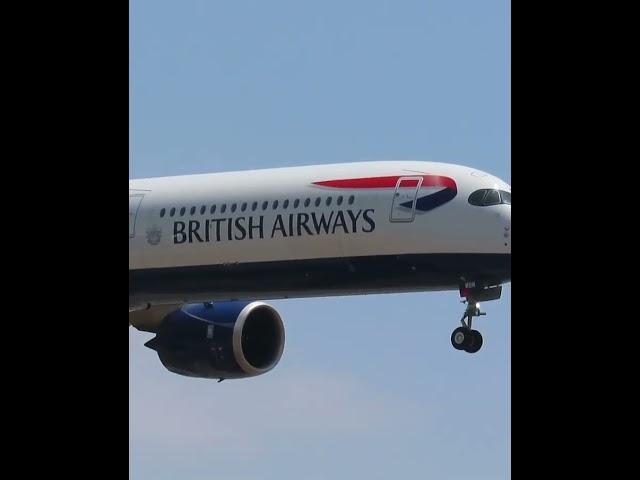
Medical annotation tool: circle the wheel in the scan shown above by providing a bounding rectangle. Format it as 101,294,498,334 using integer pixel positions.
451,327,470,350
465,330,483,353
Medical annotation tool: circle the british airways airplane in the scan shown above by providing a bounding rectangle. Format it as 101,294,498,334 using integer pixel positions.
129,161,511,380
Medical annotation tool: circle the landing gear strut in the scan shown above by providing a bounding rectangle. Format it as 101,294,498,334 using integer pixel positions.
451,302,485,353
451,284,502,354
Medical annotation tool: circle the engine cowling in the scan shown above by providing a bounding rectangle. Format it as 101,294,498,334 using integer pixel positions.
144,301,285,380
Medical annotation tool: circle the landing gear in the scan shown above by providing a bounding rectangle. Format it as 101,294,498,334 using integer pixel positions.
450,283,501,354
451,327,483,353
451,305,484,354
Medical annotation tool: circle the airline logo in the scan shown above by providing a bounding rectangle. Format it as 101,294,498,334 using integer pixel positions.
152,174,457,246
172,209,376,245
313,175,457,212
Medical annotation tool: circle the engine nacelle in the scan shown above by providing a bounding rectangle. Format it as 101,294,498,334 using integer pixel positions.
144,301,285,380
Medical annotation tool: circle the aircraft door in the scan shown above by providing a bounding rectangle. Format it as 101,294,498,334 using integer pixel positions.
129,193,144,238
390,177,423,222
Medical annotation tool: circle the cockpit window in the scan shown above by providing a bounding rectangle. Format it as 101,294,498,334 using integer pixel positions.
468,189,488,206
468,189,511,206
483,189,500,206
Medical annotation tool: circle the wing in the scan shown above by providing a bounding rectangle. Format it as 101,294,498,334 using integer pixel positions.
129,303,183,333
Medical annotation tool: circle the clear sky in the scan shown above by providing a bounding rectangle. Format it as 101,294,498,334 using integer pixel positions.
129,1,510,479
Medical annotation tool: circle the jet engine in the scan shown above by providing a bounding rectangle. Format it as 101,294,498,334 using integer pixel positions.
144,301,285,380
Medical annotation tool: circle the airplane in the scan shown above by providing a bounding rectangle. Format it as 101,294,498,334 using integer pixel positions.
129,161,511,380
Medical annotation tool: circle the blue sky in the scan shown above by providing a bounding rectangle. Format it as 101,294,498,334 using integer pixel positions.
129,1,510,478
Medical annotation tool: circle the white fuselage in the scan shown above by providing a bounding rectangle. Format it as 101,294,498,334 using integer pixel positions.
129,161,510,308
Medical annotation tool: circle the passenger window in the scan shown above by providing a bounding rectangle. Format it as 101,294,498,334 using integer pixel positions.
210,205,216,214
262,201,268,210
160,208,166,218
483,190,500,206
315,198,321,207
221,204,227,214
337,196,343,206
180,207,186,216
500,191,511,205
190,206,196,215
304,198,310,207
348,195,355,205
252,202,258,211
273,200,279,209
200,206,206,215
294,199,300,208
231,203,237,213
283,199,289,209
170,207,176,217
241,203,247,212
326,197,332,206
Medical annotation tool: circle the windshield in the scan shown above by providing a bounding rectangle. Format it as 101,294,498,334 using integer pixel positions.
468,189,511,206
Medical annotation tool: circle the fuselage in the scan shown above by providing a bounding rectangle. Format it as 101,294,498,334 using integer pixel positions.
129,161,511,309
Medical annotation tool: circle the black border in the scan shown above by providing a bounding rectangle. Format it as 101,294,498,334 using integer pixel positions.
509,2,618,471
10,2,128,476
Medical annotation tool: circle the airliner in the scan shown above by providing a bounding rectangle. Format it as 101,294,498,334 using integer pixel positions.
129,161,511,380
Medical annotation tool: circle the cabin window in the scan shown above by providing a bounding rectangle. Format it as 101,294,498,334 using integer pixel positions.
241,202,247,212
221,204,227,214
326,197,332,206
200,206,206,215
315,197,321,207
272,200,279,209
294,199,300,208
180,207,186,216
231,203,237,213
160,208,166,218
304,198,310,207
337,196,343,206
348,195,355,205
210,205,216,214
170,207,176,217
252,201,258,211
283,199,289,209
262,201,268,210
190,206,196,215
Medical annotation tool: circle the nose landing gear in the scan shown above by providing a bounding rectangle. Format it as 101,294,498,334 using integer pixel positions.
451,284,502,354
451,302,485,353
